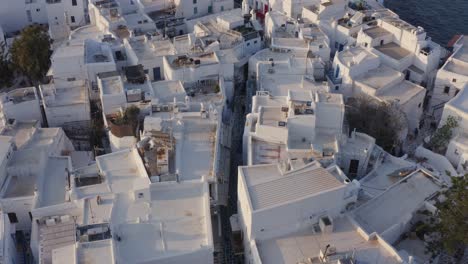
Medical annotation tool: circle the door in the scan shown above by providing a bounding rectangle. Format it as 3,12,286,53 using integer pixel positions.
348,159,360,177
153,67,161,81
339,44,344,51
405,70,411,80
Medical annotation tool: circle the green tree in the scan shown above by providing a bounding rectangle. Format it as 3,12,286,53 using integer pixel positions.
426,174,468,259
0,41,13,88
10,25,51,85
346,95,406,152
429,116,458,153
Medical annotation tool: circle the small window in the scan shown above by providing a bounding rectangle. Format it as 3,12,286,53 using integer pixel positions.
335,86,339,91
72,0,77,6
452,78,457,83
144,69,149,74
444,86,450,94
26,10,32,22
7,213,18,224
36,8,40,12
220,6,224,11
254,40,257,44
193,0,197,4
319,44,323,49
247,42,250,46
418,103,422,108
71,16,75,23
364,43,368,47
194,7,198,14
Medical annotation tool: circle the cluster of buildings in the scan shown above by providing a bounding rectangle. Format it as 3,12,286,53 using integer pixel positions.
0,0,466,264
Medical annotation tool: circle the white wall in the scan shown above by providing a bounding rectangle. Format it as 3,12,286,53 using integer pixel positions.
1,99,42,123
0,213,18,264
44,103,90,127
0,196,34,231
0,0,48,33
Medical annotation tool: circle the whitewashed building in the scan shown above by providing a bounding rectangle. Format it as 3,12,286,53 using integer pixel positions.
0,212,18,264
430,35,468,120
236,160,409,264
0,0,87,40
0,87,43,124
40,80,91,127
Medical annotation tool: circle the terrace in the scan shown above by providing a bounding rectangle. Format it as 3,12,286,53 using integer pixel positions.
375,42,412,61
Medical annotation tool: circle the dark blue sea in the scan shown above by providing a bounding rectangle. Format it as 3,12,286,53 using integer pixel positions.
384,0,468,46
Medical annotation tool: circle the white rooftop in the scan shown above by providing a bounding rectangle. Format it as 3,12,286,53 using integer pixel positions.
257,216,403,264
353,170,441,234
240,162,345,210
337,46,378,67
149,80,186,103
446,85,468,114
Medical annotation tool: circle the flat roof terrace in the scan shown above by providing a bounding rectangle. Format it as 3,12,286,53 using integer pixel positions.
150,80,186,103
338,46,378,66
42,84,88,107
128,38,159,60
378,80,425,105
452,36,468,62
444,60,468,76
353,171,440,234
116,182,211,263
176,117,217,181
355,66,402,90
364,26,392,39
375,42,412,61
257,217,402,264
37,157,70,208
447,83,468,113
100,75,125,95
5,87,37,104
251,138,287,165
168,53,219,69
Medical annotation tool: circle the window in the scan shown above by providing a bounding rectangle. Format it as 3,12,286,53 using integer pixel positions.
444,86,450,94
7,213,18,224
72,0,77,6
36,8,40,12
254,40,257,44
26,10,32,22
364,43,368,47
418,103,422,108
193,0,197,3
208,5,212,13
452,78,457,83
335,86,339,91
380,39,384,46
70,15,75,23
247,42,250,46
220,6,224,11
194,7,198,14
